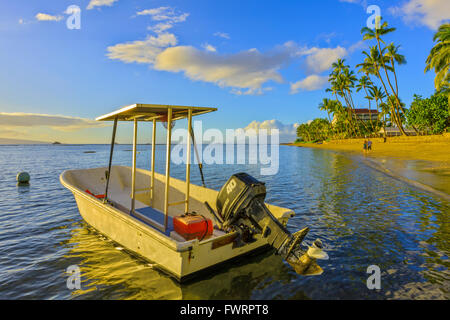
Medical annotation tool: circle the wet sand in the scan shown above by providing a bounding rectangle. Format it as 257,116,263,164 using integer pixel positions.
286,133,450,198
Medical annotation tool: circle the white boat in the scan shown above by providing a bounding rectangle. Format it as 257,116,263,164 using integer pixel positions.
60,104,327,282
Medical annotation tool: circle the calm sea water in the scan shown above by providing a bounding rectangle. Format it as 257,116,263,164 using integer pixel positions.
0,144,448,299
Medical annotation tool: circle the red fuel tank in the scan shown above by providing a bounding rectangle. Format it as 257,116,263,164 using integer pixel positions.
173,214,213,241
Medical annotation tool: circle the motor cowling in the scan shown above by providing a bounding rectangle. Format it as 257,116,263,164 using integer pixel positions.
216,173,328,275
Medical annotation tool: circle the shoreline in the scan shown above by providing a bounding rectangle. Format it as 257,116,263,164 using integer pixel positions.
284,134,450,200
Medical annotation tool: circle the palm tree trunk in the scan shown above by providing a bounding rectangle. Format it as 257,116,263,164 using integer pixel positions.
348,88,370,133
391,60,419,134
344,92,361,137
374,62,407,136
376,37,407,136
391,58,399,96
339,91,357,137
363,87,374,132
375,99,383,137
375,38,407,135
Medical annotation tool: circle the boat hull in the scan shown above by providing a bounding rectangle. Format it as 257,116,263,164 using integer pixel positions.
61,166,295,281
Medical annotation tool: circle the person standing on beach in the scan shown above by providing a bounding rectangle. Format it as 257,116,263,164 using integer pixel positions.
367,139,372,151
363,140,367,153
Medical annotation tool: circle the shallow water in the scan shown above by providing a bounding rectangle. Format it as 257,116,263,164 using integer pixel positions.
0,144,448,299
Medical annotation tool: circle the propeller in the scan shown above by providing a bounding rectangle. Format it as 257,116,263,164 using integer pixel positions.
287,239,329,276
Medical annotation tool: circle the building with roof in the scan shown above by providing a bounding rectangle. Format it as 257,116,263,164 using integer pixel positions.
332,108,379,125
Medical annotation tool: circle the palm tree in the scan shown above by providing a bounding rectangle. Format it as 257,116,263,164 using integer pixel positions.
425,23,450,92
385,43,406,95
329,60,358,136
357,45,406,135
319,99,342,138
356,75,374,129
319,98,333,123
368,86,386,114
331,58,348,76
379,101,390,137
361,19,408,135
357,47,399,129
333,101,347,138
385,43,419,134
369,86,387,137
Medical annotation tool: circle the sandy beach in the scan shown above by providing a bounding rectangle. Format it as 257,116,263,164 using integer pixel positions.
286,133,450,198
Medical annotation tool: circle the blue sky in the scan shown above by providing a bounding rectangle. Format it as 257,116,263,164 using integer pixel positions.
0,0,448,143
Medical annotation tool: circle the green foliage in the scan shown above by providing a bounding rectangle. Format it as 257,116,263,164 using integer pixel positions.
407,92,450,134
425,23,450,91
296,119,331,142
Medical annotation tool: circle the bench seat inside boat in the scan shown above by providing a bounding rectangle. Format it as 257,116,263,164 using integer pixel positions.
133,206,174,236
95,184,224,241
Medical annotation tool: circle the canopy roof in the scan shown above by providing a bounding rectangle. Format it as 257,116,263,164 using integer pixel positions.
96,103,217,122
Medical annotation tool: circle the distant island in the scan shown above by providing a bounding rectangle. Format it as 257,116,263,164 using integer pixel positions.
52,141,62,145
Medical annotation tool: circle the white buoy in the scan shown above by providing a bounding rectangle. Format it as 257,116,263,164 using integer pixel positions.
17,172,30,185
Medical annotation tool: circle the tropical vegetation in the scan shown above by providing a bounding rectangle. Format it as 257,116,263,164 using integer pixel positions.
425,24,450,93
296,19,449,143
407,90,449,135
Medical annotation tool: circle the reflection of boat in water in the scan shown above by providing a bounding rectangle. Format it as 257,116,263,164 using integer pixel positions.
65,223,306,299
61,103,327,282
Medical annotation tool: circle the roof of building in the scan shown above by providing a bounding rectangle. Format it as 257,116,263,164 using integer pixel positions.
353,108,379,114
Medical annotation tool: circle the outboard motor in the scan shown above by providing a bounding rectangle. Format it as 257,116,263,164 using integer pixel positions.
216,173,328,276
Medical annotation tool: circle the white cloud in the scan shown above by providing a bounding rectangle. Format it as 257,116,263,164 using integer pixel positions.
0,113,107,132
137,7,170,16
138,6,189,37
214,32,230,39
300,46,347,74
240,120,299,142
338,0,368,6
348,40,366,53
290,75,328,93
87,0,118,10
230,87,273,96
147,22,173,33
316,32,338,44
389,0,450,29
202,43,217,52
289,42,361,94
35,13,63,22
153,45,295,94
107,33,178,64
137,7,189,23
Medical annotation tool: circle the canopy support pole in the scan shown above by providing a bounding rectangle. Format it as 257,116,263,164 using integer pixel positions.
150,118,156,205
131,118,138,213
104,116,118,203
190,127,206,187
164,108,173,232
185,109,193,213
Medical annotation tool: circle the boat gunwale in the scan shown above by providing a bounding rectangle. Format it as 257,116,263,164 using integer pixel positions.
60,169,198,252
60,165,296,251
